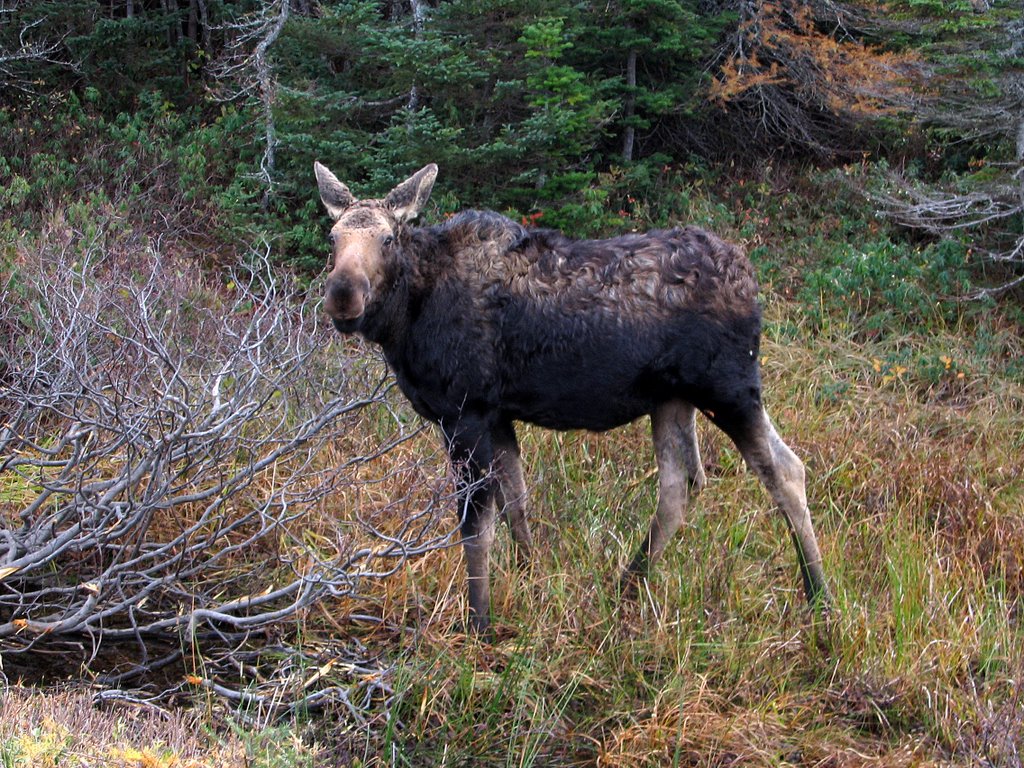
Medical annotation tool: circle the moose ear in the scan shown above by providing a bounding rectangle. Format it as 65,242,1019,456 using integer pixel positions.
384,164,438,223
314,161,356,220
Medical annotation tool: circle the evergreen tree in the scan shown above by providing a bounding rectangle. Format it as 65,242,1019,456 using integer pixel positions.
573,0,727,162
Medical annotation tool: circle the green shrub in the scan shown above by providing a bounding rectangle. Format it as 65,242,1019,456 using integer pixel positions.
799,237,973,334
0,91,251,249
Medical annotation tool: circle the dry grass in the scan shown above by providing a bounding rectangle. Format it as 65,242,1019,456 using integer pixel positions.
4,241,1023,767
293,306,1024,767
0,686,254,767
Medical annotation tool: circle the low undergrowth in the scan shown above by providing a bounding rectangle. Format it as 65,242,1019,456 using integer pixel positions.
2,166,1023,766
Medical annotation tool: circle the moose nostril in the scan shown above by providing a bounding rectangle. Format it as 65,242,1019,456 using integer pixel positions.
327,279,351,303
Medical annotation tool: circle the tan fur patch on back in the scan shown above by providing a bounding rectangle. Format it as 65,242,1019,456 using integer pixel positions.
442,214,758,320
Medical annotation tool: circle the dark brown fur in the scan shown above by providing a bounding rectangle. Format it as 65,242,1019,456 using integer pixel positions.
438,212,757,319
314,162,830,634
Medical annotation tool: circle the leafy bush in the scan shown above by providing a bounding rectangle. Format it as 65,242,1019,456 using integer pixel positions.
799,237,974,335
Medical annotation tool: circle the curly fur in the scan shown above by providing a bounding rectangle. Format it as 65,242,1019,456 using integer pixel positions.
358,210,763,432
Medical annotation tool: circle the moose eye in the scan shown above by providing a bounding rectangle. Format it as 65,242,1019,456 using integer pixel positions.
328,232,337,247
382,235,394,248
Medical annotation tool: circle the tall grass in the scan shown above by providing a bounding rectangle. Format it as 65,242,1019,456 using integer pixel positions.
289,301,1020,767
3,166,1023,766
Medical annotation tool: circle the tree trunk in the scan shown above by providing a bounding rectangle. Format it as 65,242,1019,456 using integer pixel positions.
187,0,198,45
159,0,181,48
256,0,292,211
167,0,180,48
196,0,211,57
406,0,426,111
622,47,637,162
1016,115,1024,163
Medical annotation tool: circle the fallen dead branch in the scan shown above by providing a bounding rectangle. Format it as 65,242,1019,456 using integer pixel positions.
0,226,458,718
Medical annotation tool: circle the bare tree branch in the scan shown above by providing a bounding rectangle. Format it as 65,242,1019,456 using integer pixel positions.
0,7,75,93
0,222,461,717
206,0,291,208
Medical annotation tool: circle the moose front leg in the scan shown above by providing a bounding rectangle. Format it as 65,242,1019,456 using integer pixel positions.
460,483,497,634
445,420,498,634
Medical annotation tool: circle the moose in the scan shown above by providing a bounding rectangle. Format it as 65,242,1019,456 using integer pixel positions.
315,161,829,633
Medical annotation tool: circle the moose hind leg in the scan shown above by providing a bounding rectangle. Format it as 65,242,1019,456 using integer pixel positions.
624,401,696,586
492,421,534,564
679,400,707,497
728,407,830,607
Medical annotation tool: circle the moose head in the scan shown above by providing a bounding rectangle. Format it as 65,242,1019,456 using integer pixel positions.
314,162,438,333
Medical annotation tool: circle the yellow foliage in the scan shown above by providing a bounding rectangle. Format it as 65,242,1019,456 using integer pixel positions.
16,720,74,768
107,746,179,768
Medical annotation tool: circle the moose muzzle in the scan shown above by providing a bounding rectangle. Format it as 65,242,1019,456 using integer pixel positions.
324,271,371,332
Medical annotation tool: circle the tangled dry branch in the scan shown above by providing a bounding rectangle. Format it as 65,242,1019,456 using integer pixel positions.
0,8,75,93
873,168,1024,298
702,0,921,157
0,230,459,712
866,11,1024,298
